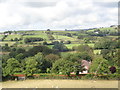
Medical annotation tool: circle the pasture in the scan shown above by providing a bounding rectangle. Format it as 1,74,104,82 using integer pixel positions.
0,35,4,40
23,33,48,40
2,80,118,88
65,43,94,49
53,35,77,41
94,50,101,54
4,34,21,41
0,41,16,46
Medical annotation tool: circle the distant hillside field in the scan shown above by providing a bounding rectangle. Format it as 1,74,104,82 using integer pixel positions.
4,34,21,41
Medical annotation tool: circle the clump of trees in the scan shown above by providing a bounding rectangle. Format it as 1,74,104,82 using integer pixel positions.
24,37,44,43
2,52,52,77
11,38,22,41
72,45,93,61
89,56,110,74
94,39,118,49
2,44,10,51
53,42,69,52
51,58,84,76
9,45,59,59
3,58,21,77
45,54,60,63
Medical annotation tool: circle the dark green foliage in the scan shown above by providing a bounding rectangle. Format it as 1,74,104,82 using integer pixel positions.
72,44,93,54
94,39,118,49
2,44,10,51
63,52,92,62
45,54,60,63
62,53,80,62
24,37,44,43
26,45,58,56
53,43,69,52
76,52,92,61
72,45,93,61
16,48,25,54
9,48,26,58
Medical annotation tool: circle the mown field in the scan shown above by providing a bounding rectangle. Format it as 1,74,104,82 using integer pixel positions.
2,80,118,88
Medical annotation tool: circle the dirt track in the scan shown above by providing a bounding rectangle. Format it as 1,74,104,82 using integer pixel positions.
2,80,118,88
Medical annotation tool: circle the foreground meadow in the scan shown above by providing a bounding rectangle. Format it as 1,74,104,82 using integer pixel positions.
2,80,118,88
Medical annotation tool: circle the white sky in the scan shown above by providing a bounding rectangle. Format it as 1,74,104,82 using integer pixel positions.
0,0,119,31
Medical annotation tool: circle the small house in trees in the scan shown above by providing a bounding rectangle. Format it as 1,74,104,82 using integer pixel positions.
80,60,91,74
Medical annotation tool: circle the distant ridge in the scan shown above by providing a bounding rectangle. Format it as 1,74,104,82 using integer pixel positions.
65,28,98,31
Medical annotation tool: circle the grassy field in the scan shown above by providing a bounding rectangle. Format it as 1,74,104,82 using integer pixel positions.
65,43,94,49
17,30,44,34
53,35,77,41
94,50,101,54
0,35,4,40
0,41,16,46
2,80,118,88
23,34,48,40
87,27,117,32
65,44,81,49
46,43,94,49
4,34,21,41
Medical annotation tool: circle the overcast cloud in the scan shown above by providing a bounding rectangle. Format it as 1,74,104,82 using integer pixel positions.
0,0,118,31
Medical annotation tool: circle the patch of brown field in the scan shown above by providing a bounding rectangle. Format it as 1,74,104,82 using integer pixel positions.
2,80,118,88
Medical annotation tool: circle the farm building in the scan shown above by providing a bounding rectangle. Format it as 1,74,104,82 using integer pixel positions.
80,60,91,74
71,60,91,74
